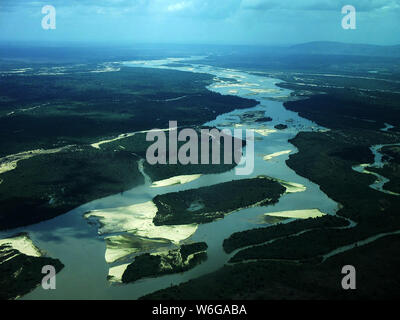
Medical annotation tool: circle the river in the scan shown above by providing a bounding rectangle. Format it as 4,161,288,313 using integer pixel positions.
0,57,340,299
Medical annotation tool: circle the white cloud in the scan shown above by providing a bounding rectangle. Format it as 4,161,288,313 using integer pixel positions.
167,1,191,12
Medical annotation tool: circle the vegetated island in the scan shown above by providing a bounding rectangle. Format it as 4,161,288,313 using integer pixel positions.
152,176,286,226
101,129,245,182
274,124,288,130
0,233,64,300
88,175,286,284
121,242,208,284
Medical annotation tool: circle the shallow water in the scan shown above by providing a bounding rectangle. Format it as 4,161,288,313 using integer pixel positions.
352,143,400,196
0,58,339,299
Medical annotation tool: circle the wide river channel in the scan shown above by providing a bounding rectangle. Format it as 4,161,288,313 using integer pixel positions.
1,57,340,299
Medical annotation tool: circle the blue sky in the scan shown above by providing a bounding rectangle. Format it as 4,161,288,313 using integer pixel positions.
0,0,399,45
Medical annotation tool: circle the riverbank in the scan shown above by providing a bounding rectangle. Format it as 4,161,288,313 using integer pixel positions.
0,233,63,299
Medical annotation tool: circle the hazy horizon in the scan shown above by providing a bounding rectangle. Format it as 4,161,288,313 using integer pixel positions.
1,40,400,48
1,0,399,46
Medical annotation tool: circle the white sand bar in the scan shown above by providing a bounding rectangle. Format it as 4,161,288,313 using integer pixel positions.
151,174,202,188
108,264,129,283
265,209,326,219
90,128,174,150
263,150,292,161
0,146,72,175
91,132,136,149
105,237,139,264
276,180,307,193
0,234,42,258
105,234,170,264
85,201,198,243
254,128,277,136
248,88,280,94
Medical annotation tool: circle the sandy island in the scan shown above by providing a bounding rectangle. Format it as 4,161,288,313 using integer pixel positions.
151,174,202,188
0,233,42,264
265,209,326,219
84,201,198,243
263,150,292,161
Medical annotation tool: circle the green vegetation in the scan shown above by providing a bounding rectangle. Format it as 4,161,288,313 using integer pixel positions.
153,177,286,225
0,147,143,230
286,132,400,223
255,117,273,123
274,124,288,130
284,94,398,130
179,242,208,261
368,165,400,194
368,146,400,193
225,74,400,272
0,65,257,229
223,215,349,254
229,226,400,263
0,233,64,300
240,111,269,123
101,130,243,182
142,234,400,300
121,242,208,284
3,47,400,299
0,67,257,157
381,145,400,162
140,58,400,299
197,46,400,78
227,124,400,263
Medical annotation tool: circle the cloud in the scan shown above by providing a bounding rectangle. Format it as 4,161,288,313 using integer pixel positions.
2,0,399,13
167,1,191,12
0,0,399,45
0,0,242,19
240,0,400,12
240,0,280,11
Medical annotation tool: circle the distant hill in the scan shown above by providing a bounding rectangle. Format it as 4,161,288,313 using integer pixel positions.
289,41,400,58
